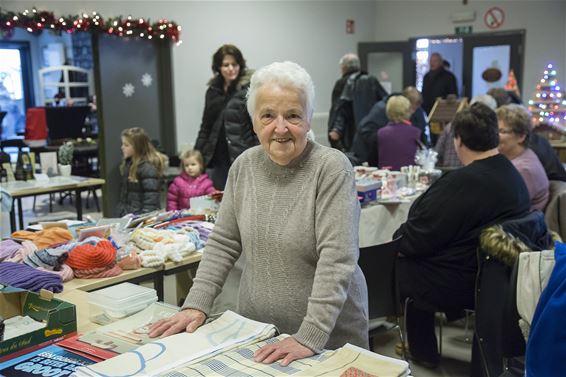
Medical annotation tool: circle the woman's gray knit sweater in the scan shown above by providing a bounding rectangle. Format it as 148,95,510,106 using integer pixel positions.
183,140,368,352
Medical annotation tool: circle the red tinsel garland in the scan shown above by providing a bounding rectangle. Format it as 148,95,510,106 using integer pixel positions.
0,7,182,44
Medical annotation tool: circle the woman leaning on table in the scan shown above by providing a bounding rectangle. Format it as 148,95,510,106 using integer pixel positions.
149,61,368,365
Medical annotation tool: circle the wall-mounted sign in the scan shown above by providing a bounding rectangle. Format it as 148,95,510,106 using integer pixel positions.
484,7,505,29
455,25,473,35
346,19,355,34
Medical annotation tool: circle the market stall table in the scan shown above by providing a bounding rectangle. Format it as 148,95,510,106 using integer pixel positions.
3,175,105,232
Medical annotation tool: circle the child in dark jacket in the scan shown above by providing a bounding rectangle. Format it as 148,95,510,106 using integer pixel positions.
117,127,167,216
167,149,215,211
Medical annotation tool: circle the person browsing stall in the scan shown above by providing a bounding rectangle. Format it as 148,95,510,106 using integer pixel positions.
377,95,422,170
496,104,549,211
393,103,530,368
166,149,215,211
149,61,368,365
117,127,167,216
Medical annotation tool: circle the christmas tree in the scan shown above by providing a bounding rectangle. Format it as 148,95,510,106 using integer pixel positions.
528,63,566,130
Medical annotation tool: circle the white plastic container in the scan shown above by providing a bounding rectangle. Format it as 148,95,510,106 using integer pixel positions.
89,283,157,324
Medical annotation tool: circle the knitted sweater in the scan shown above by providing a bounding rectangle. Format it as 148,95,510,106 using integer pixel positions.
183,141,369,352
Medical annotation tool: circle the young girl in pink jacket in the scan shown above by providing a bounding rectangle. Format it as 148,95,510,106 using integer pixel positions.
166,150,215,211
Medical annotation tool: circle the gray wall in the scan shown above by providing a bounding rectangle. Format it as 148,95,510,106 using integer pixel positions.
96,34,163,215
373,0,566,102
3,0,377,151
4,1,565,149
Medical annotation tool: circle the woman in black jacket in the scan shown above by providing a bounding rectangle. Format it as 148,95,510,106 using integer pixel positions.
194,44,255,189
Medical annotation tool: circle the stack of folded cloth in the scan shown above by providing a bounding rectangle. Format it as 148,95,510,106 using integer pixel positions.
23,242,76,282
130,229,196,267
0,262,63,292
67,237,122,278
0,239,23,262
116,244,142,270
4,241,38,263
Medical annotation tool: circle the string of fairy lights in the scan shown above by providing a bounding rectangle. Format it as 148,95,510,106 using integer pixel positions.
0,8,182,45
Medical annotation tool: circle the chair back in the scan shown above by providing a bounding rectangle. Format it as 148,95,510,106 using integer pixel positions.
545,180,566,241
358,236,402,319
472,211,552,377
0,138,28,151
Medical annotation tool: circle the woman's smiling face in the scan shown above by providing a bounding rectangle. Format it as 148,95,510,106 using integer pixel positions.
252,83,310,166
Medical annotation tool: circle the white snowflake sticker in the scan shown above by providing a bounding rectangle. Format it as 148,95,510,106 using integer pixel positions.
122,83,135,97
141,73,153,87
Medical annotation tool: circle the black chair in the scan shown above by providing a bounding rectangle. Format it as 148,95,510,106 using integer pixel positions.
471,210,552,377
358,236,407,358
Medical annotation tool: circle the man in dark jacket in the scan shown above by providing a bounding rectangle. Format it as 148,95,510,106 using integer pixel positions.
394,103,530,368
328,53,360,151
422,53,458,114
328,54,387,152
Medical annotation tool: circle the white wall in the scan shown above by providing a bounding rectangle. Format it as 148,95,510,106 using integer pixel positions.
373,0,566,103
3,1,376,150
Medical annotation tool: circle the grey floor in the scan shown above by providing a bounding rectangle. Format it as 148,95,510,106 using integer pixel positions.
372,317,473,377
1,193,474,377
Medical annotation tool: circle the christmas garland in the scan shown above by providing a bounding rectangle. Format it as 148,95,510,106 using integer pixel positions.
0,8,181,44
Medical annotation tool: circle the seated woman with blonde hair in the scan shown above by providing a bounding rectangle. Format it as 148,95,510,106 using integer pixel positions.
496,104,549,210
377,95,422,170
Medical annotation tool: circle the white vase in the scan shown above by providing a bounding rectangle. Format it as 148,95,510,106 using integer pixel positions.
58,164,72,176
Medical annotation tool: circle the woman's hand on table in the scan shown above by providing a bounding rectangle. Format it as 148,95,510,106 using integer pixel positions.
148,308,206,338
253,336,314,366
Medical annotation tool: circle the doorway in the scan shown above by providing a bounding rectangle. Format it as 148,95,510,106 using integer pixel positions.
359,30,525,101
0,41,33,140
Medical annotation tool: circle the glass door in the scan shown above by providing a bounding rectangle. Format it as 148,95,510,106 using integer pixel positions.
358,41,414,94
0,41,34,140
462,30,525,100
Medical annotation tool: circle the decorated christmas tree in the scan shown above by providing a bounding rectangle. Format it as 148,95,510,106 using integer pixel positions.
528,64,566,131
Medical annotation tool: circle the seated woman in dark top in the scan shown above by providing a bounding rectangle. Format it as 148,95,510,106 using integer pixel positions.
394,103,530,368
377,95,421,170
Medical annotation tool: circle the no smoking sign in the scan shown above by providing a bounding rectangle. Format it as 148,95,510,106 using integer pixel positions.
484,7,505,29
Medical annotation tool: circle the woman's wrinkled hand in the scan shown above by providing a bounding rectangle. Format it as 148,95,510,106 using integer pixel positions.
253,336,314,366
148,309,206,338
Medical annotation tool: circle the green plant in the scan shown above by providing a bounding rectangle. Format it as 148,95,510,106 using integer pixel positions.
58,141,74,165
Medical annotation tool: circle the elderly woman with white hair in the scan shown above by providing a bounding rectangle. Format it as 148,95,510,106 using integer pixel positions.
149,61,368,364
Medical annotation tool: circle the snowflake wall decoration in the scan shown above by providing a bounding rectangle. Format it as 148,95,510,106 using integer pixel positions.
122,83,135,97
141,73,153,87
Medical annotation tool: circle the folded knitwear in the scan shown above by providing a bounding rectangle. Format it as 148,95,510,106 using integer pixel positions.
38,264,75,282
0,239,21,261
11,228,73,249
117,249,142,270
4,241,37,263
67,239,117,269
0,262,63,293
72,263,123,279
24,244,73,271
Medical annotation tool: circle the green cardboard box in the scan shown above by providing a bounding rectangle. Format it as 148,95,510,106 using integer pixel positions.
0,286,77,360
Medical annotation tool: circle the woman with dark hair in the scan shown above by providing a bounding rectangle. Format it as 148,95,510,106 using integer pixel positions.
194,44,256,189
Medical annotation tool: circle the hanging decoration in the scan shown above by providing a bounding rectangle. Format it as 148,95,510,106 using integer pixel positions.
141,73,153,87
528,63,566,130
0,8,182,44
122,83,135,98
